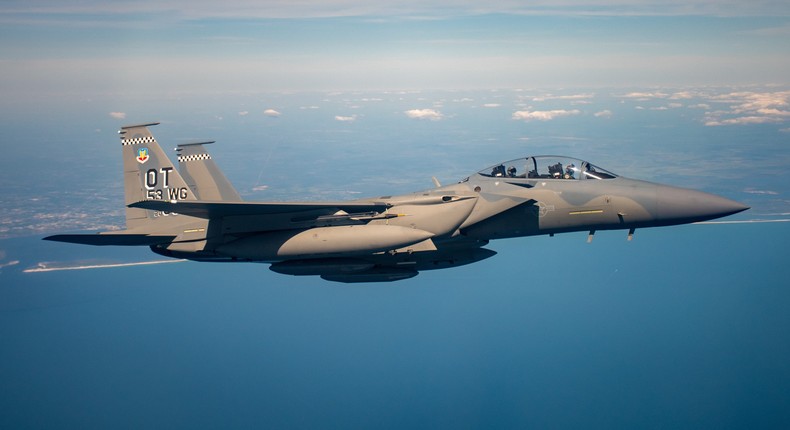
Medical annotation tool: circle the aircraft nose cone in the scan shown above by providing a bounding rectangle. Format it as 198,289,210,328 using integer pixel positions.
695,194,749,219
654,186,749,225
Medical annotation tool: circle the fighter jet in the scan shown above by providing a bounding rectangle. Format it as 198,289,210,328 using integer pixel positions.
45,123,748,282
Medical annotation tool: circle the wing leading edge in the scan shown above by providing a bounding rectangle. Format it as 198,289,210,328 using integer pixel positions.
129,200,392,219
44,233,177,246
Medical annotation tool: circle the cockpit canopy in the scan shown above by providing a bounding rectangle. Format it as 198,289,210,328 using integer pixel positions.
477,156,617,181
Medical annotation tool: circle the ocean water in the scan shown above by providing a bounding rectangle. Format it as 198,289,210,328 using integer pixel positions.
1,88,788,428
2,222,789,428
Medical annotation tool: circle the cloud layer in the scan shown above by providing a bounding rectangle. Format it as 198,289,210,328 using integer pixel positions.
3,0,789,19
512,109,581,121
704,91,790,126
2,1,789,97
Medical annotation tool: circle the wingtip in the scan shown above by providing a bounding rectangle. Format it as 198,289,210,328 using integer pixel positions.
120,122,160,130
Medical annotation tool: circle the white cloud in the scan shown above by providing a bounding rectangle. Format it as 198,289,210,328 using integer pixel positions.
703,90,790,126
621,92,669,100
335,115,357,122
669,91,698,100
109,111,126,119
238,111,249,116
532,93,594,102
744,189,779,195
483,103,501,108
512,109,580,121
594,110,612,118
0,259,19,270
729,91,790,114
705,116,783,126
756,108,790,117
405,109,444,121
263,109,281,117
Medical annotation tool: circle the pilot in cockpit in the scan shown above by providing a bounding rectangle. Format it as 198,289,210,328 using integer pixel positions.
507,166,517,177
565,163,576,179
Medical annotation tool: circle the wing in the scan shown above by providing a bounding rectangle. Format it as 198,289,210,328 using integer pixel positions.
128,200,397,234
129,200,392,219
43,233,177,246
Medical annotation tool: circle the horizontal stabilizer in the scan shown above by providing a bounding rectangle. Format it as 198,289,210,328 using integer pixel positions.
43,234,176,246
129,200,392,219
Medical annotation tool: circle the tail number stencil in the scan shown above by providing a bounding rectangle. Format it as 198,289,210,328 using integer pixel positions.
144,167,189,200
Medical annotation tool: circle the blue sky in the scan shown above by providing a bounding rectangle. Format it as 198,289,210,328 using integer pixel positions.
2,0,789,97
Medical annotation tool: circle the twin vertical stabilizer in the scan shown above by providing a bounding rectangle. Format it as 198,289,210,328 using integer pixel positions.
177,142,242,201
119,123,196,229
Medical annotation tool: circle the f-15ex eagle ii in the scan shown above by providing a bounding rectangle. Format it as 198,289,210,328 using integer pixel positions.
45,123,748,283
